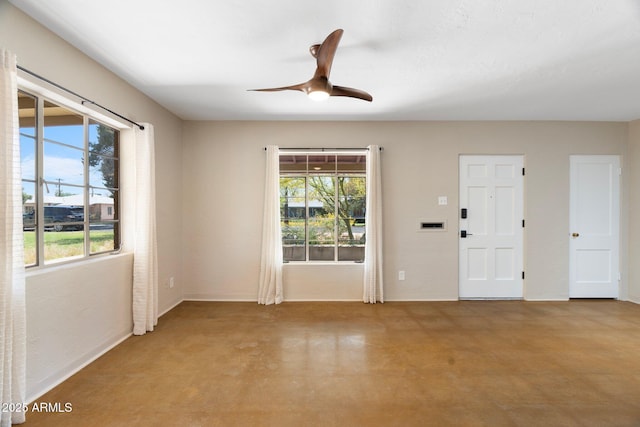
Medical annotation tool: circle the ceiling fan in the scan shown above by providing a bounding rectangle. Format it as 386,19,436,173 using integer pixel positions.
250,29,373,102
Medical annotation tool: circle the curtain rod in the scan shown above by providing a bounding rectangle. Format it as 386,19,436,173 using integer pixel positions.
17,65,145,131
266,147,383,151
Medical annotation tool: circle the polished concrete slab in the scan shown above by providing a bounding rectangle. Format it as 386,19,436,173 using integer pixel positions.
25,301,640,426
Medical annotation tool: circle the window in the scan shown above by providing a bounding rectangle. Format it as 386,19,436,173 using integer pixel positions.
19,90,121,267
280,152,366,262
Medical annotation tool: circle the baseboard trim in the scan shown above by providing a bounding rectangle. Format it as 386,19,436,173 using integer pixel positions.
26,331,132,404
28,299,185,403
282,298,362,302
183,298,256,302
159,298,184,317
181,298,464,303
384,298,459,302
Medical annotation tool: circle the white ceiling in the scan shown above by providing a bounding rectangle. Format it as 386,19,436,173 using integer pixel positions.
9,0,640,121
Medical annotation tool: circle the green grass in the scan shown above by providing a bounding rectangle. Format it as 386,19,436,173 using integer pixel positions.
24,230,115,265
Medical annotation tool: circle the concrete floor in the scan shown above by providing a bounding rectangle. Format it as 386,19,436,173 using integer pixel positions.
25,300,640,426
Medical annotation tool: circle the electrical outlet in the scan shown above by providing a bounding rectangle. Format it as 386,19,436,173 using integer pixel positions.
438,196,448,206
398,271,405,281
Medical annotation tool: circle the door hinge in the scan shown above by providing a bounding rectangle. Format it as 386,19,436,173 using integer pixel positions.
619,167,622,176
522,271,525,280
522,167,525,176
522,219,525,228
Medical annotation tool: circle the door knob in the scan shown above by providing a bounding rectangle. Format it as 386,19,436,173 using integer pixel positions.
572,232,580,237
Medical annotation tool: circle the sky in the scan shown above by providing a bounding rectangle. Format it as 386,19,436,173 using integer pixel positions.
20,123,115,201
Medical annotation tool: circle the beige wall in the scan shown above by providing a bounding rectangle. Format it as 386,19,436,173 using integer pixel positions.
182,121,629,302
2,0,638,402
628,120,640,303
1,0,184,399
1,1,184,311
25,254,133,401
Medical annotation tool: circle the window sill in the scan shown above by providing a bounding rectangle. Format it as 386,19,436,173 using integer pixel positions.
25,251,132,277
283,261,364,266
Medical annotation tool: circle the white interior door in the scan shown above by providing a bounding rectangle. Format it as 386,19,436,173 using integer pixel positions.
459,155,524,299
569,155,620,298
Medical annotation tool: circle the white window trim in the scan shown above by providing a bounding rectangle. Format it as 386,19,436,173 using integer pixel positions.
19,80,126,269
18,74,131,131
280,149,367,263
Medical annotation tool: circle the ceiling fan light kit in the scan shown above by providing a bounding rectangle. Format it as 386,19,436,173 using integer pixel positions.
250,29,373,102
308,90,330,101
305,76,331,101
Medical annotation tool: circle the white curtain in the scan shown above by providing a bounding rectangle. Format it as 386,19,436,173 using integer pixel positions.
132,124,158,335
0,49,26,426
363,145,384,303
258,145,283,305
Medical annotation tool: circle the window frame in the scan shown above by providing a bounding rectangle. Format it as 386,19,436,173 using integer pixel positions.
279,150,367,263
18,80,128,269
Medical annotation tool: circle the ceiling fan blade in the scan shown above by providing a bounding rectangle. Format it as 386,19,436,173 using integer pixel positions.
249,83,306,92
251,30,373,102
315,29,343,78
331,85,373,102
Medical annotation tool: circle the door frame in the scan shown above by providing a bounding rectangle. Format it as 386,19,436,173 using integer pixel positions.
458,154,525,299
569,155,621,299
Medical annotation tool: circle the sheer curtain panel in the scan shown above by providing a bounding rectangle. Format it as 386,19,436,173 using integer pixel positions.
258,145,283,305
363,145,384,303
0,49,26,426
132,124,159,335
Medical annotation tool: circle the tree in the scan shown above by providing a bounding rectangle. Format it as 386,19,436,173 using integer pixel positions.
280,177,304,225
309,176,365,243
54,178,73,197
88,125,116,195
280,177,306,244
